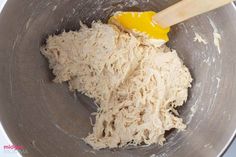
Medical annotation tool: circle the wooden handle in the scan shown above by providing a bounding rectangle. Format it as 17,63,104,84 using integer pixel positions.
153,0,233,28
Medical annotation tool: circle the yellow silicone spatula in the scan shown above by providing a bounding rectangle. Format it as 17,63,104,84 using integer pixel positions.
109,0,233,42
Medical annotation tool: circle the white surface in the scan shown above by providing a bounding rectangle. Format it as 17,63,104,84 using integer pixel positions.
0,0,235,157
0,0,6,12
0,123,21,157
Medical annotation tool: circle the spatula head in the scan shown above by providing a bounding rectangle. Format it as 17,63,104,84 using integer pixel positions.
109,11,170,42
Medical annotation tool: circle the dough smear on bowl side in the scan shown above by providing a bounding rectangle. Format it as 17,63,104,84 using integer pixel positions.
41,21,193,150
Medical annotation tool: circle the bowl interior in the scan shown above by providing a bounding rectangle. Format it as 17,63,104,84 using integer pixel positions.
0,0,236,157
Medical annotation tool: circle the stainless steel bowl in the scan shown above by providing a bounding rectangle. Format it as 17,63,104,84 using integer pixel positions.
0,0,236,157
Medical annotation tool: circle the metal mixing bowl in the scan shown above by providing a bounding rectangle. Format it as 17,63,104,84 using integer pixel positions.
0,0,236,157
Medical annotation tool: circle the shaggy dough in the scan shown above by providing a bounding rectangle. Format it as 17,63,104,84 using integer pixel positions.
41,22,192,150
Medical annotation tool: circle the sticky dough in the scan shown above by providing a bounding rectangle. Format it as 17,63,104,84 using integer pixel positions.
41,22,192,150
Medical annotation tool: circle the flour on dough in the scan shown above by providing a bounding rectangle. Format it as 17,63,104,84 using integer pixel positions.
41,22,192,150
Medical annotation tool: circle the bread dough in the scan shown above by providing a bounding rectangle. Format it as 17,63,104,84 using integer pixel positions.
41,22,192,150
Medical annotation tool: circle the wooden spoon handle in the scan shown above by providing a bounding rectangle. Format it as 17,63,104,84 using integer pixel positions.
153,0,234,28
